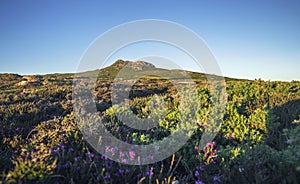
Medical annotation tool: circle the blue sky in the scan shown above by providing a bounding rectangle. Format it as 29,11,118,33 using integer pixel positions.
0,0,299,81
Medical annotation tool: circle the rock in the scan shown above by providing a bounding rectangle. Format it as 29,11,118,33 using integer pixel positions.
22,76,41,83
16,76,42,86
112,60,156,71
127,61,156,71
17,81,29,86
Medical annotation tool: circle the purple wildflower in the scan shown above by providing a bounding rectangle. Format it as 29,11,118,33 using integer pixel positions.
146,170,153,176
74,157,81,162
129,151,135,160
105,164,111,170
59,143,67,149
119,169,124,174
137,173,142,178
119,152,125,158
104,173,111,179
122,159,128,164
100,155,107,160
195,171,200,177
51,146,58,151
195,181,204,184
56,150,62,155
76,166,80,171
62,163,68,169
213,176,220,182
85,153,95,158
105,146,111,152
15,128,20,131
68,148,74,152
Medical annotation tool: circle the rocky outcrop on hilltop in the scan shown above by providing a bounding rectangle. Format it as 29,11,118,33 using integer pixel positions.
126,61,155,71
112,60,155,71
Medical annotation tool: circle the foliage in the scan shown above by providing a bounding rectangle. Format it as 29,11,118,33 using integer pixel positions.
0,64,300,183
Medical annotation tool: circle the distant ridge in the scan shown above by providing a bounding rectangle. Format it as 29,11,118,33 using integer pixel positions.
0,59,249,82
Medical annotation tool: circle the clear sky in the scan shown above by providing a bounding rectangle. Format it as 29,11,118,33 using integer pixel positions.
0,0,299,81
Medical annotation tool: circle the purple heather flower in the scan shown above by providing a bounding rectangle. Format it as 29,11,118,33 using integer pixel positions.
199,166,204,171
56,150,62,155
195,171,200,177
137,173,142,178
213,176,220,182
119,152,125,158
68,148,74,152
59,143,66,149
126,169,131,173
104,173,111,179
62,163,68,169
129,151,135,160
122,159,128,164
210,142,216,146
146,170,153,176
76,166,80,171
51,146,58,151
100,155,107,160
119,169,124,174
195,181,204,184
15,128,20,131
74,157,81,162
105,164,111,170
85,153,95,158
